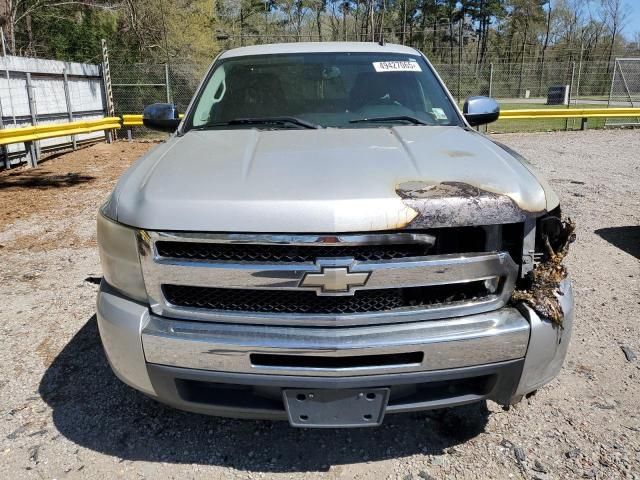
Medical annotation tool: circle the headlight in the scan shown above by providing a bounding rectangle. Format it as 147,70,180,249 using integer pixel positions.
97,209,147,302
535,206,575,261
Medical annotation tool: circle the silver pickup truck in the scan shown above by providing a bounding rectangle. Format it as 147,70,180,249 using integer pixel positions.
97,42,574,428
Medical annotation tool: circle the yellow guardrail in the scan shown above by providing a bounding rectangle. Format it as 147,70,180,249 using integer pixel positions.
499,107,640,120
121,113,184,127
2,108,639,159
121,114,143,127
120,108,640,127
0,117,121,146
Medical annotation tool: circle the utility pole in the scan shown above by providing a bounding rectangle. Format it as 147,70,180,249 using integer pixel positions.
160,0,170,64
342,2,348,41
264,0,269,41
574,35,584,106
1,26,16,127
457,9,463,102
370,0,375,41
101,39,115,143
0,26,7,168
401,0,406,45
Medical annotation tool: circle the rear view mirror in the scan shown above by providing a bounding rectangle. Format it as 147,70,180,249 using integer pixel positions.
142,103,180,132
463,96,500,126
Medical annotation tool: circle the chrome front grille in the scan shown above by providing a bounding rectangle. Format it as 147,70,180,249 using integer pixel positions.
162,281,492,315
155,241,432,263
138,231,519,327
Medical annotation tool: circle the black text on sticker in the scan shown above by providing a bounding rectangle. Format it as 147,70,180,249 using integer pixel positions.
372,61,422,73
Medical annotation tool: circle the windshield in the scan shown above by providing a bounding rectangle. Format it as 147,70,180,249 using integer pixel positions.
187,52,461,130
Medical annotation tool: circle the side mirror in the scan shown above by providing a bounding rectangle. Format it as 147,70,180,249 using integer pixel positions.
463,96,500,126
142,103,180,132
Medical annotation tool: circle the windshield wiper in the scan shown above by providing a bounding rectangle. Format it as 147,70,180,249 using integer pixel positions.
349,115,429,126
195,116,320,130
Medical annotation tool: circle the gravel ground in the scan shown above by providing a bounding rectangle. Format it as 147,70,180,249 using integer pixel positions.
0,130,639,480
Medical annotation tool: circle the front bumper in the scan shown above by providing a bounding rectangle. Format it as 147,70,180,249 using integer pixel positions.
97,279,573,422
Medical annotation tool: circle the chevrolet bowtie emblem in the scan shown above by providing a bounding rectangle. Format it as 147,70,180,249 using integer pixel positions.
300,266,370,295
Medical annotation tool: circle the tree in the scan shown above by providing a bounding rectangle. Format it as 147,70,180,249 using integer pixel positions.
0,0,633,74
600,0,629,68
0,0,117,56
311,0,326,39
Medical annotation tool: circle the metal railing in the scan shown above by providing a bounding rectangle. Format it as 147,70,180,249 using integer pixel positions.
497,107,640,130
0,117,121,145
120,108,640,125
121,114,143,127
1,108,639,168
0,117,120,167
499,107,640,119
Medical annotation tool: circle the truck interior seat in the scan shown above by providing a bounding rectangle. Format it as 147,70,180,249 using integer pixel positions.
349,72,420,112
216,70,289,120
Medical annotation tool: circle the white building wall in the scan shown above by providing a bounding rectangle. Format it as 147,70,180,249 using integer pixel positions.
0,55,107,165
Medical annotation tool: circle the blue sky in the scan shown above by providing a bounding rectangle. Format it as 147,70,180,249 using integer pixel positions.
560,0,639,40
624,0,639,39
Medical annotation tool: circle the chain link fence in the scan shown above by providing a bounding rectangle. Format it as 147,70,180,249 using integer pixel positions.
111,58,632,135
111,62,207,139
606,58,640,127
435,60,614,132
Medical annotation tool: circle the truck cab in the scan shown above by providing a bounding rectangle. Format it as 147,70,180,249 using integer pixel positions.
97,42,573,428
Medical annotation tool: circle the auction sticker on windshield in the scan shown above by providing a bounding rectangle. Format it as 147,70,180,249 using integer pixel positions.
373,61,422,73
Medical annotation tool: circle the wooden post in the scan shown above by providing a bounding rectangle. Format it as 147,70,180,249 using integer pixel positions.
62,68,77,150
580,117,588,130
25,141,37,168
0,34,8,167
565,62,575,131
25,72,39,167
488,63,494,97
0,97,9,169
101,39,115,144
165,63,171,104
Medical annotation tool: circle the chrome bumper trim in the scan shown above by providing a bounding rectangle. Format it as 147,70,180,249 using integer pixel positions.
141,307,530,377
145,252,514,292
145,231,438,246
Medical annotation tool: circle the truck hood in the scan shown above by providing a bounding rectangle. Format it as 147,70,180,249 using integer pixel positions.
109,126,554,232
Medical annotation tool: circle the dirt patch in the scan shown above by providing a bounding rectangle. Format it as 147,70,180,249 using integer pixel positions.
0,131,639,480
35,337,57,368
0,142,155,250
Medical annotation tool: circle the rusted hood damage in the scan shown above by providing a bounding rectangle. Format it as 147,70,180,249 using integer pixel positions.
512,217,576,325
396,181,533,228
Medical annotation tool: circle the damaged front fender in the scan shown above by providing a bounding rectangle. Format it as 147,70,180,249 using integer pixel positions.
512,217,576,325
394,179,575,326
513,278,574,399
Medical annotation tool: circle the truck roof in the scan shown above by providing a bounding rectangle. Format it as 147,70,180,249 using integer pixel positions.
218,42,420,59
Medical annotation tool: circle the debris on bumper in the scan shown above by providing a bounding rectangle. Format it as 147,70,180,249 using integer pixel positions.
512,218,576,325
